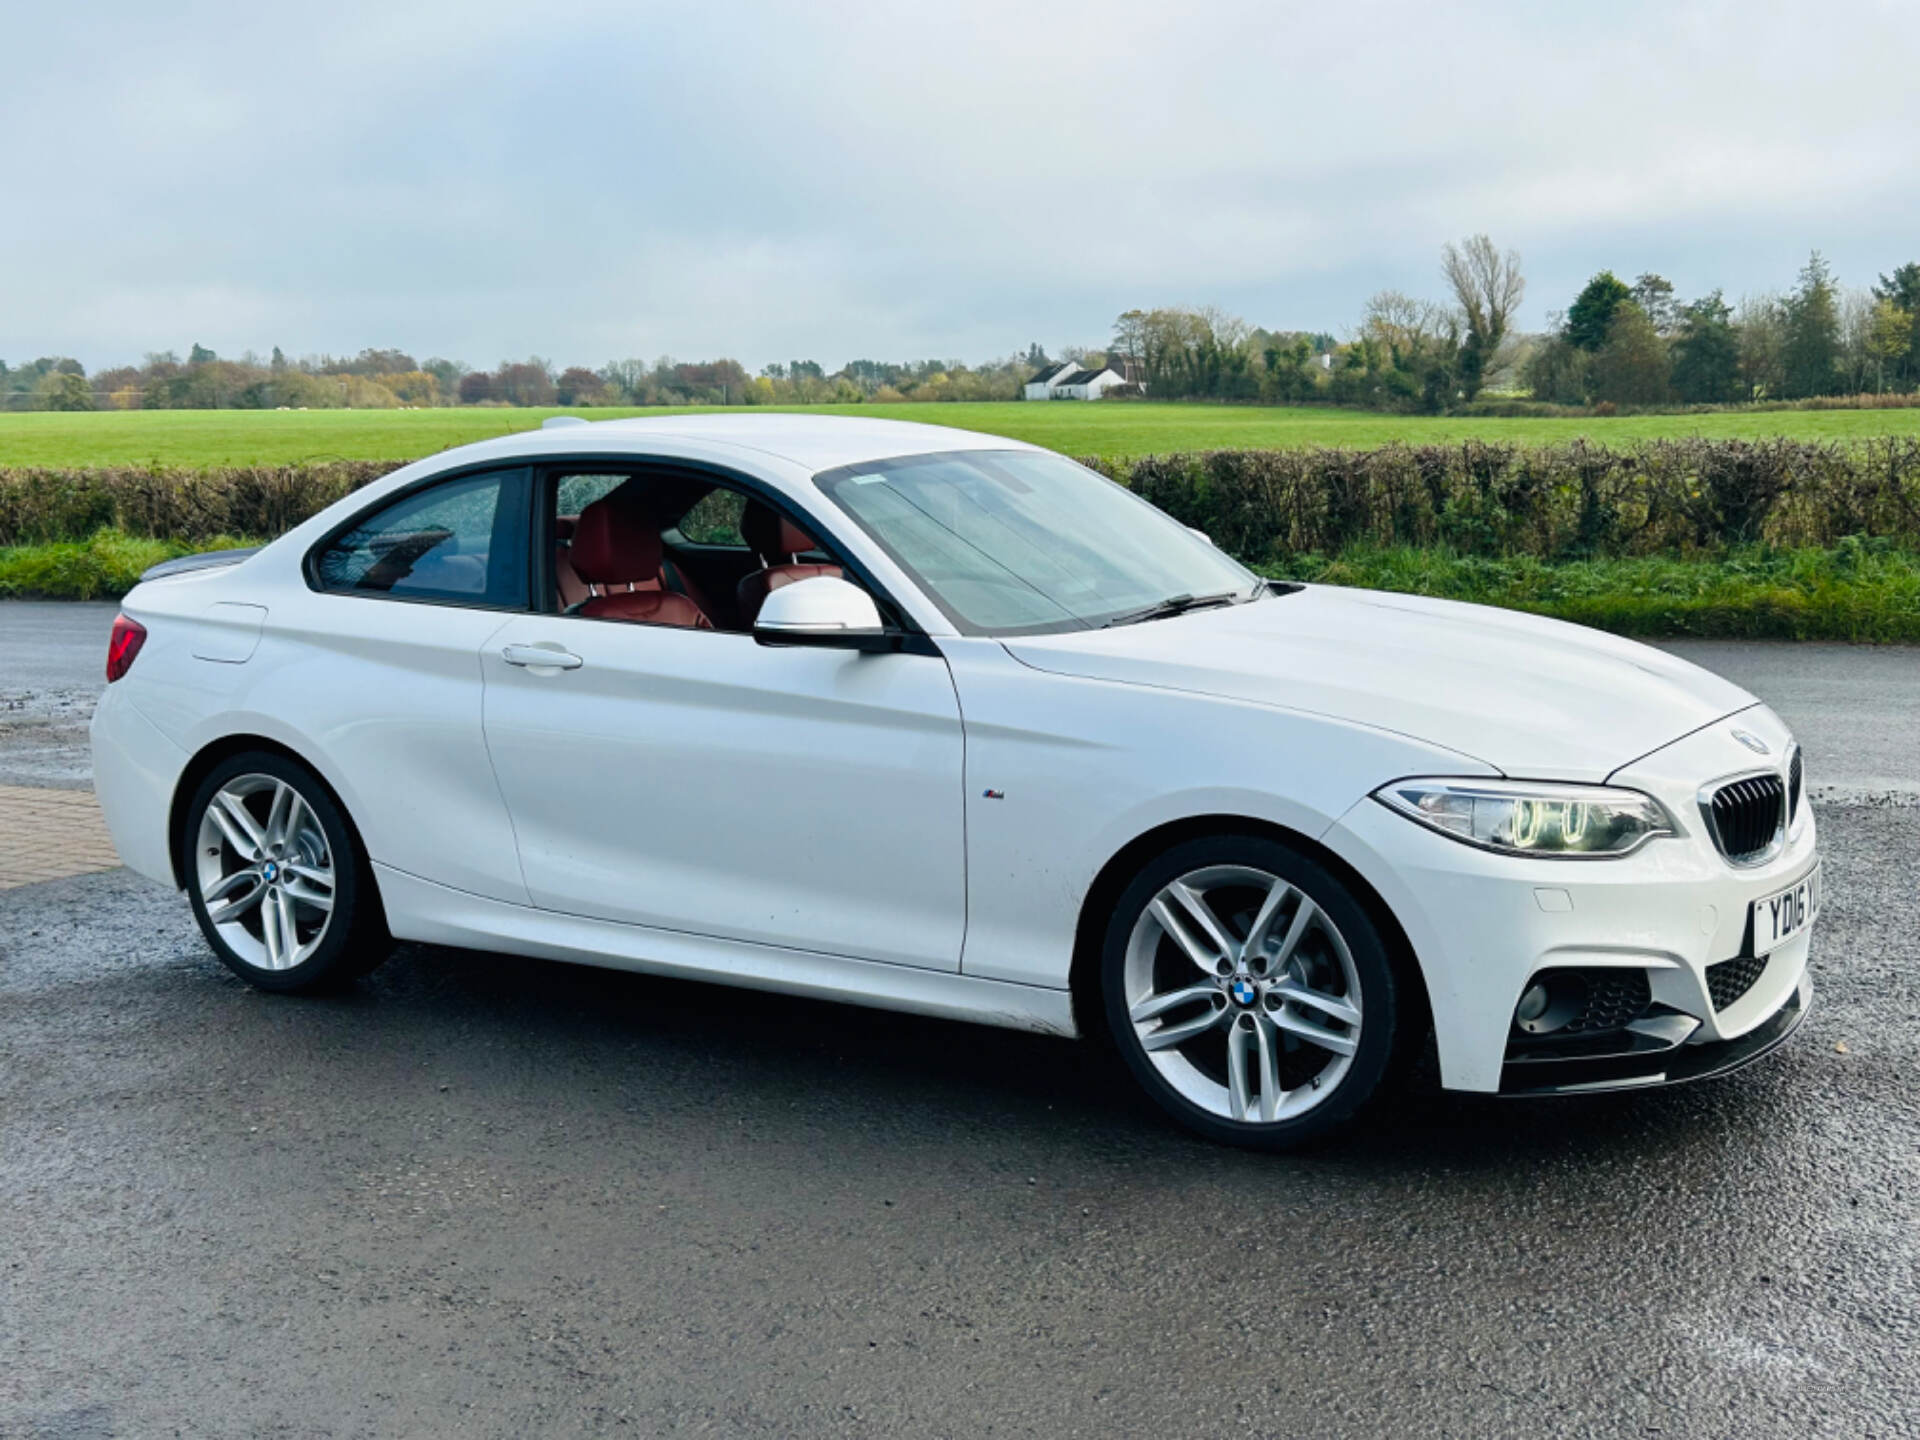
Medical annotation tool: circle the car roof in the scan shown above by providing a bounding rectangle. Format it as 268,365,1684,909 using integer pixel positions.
493,413,1043,474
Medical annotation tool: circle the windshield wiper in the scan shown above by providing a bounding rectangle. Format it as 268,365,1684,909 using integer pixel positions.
1099,590,1244,629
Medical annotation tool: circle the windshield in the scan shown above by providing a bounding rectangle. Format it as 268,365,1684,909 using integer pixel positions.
814,450,1259,635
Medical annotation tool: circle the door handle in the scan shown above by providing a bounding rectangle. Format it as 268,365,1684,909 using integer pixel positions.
501,643,584,670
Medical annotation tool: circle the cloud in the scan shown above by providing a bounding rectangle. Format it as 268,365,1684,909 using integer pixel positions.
4,0,1917,369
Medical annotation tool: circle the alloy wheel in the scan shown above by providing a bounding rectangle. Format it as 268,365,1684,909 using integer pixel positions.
193,773,336,972
1122,864,1362,1124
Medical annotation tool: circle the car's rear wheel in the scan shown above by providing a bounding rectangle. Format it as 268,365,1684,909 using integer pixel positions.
182,752,388,992
1101,835,1399,1149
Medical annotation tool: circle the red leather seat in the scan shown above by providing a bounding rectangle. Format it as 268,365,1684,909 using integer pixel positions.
737,502,843,624
553,515,592,609
559,496,722,619
571,492,711,628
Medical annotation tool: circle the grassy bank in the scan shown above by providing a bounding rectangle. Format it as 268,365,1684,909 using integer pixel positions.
1276,542,1920,641
0,531,258,601
6,530,1914,640
6,401,1920,468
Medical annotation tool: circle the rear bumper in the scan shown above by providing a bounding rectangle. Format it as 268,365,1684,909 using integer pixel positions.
1497,971,1811,1095
89,686,188,887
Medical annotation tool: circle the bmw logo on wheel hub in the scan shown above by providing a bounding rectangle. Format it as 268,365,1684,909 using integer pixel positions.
1230,977,1258,1007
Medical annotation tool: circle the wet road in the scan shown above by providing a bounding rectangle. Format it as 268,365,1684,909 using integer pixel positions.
2,807,1916,1437
0,602,114,789
2,602,1917,1436
1662,639,1920,803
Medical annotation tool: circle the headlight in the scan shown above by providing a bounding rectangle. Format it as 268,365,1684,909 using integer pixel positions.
1373,778,1677,858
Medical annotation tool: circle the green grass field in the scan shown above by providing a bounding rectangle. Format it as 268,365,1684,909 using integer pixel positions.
5,401,1920,469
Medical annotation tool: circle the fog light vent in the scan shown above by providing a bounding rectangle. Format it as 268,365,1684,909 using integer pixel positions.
1511,968,1654,1037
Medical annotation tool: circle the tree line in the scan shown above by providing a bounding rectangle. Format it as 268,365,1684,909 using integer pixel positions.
0,346,1044,412
1525,257,1920,406
1115,241,1920,412
7,241,1918,415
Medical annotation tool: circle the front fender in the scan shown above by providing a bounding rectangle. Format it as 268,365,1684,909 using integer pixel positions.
941,639,1493,989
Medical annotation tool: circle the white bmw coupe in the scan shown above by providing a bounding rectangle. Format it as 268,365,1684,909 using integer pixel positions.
91,415,1819,1147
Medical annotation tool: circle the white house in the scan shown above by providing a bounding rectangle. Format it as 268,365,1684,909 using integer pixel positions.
1023,361,1075,400
1024,362,1131,400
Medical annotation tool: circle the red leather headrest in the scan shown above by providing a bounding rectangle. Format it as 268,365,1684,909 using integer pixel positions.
741,501,818,563
571,491,662,584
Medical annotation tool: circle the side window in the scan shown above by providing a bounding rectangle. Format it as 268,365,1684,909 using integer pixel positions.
552,473,745,548
316,468,529,607
555,472,628,518
672,488,747,546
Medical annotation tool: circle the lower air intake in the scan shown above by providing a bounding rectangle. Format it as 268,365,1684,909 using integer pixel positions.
1707,953,1768,1011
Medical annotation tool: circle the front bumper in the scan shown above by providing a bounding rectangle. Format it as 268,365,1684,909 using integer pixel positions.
1320,708,1819,1095
1497,971,1811,1094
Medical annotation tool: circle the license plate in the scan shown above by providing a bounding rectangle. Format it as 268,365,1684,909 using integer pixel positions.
1752,863,1821,952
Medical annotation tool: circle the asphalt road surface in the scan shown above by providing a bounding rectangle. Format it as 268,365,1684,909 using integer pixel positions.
2,601,1917,1437
0,602,115,788
1661,639,1920,803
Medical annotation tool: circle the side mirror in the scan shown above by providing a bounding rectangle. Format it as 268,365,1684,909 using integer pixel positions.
753,575,893,651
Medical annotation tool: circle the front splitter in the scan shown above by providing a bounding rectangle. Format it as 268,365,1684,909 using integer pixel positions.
1497,973,1812,1096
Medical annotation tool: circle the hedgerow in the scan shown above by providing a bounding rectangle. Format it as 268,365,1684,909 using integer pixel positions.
1084,437,1920,561
0,461,396,548
3,438,1918,561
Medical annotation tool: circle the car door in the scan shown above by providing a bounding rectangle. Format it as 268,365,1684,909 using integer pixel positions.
291,464,534,903
479,539,968,972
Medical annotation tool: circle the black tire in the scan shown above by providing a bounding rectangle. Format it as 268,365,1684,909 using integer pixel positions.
1100,834,1400,1150
181,750,390,993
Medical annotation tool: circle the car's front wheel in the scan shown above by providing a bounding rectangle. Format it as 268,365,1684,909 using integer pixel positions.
1101,835,1401,1149
182,751,388,992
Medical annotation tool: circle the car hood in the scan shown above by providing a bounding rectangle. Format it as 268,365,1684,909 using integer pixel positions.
1002,585,1758,782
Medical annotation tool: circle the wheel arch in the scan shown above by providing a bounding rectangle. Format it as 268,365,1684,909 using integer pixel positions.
1067,813,1431,1051
167,733,376,901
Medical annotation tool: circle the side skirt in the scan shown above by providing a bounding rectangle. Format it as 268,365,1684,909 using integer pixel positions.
373,863,1080,1039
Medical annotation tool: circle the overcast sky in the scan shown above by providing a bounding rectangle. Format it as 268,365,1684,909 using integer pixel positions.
6,0,1918,372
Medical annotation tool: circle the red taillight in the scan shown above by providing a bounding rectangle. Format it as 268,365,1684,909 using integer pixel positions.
105,614,147,683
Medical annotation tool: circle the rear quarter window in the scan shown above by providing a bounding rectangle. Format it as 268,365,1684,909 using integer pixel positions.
315,468,530,608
